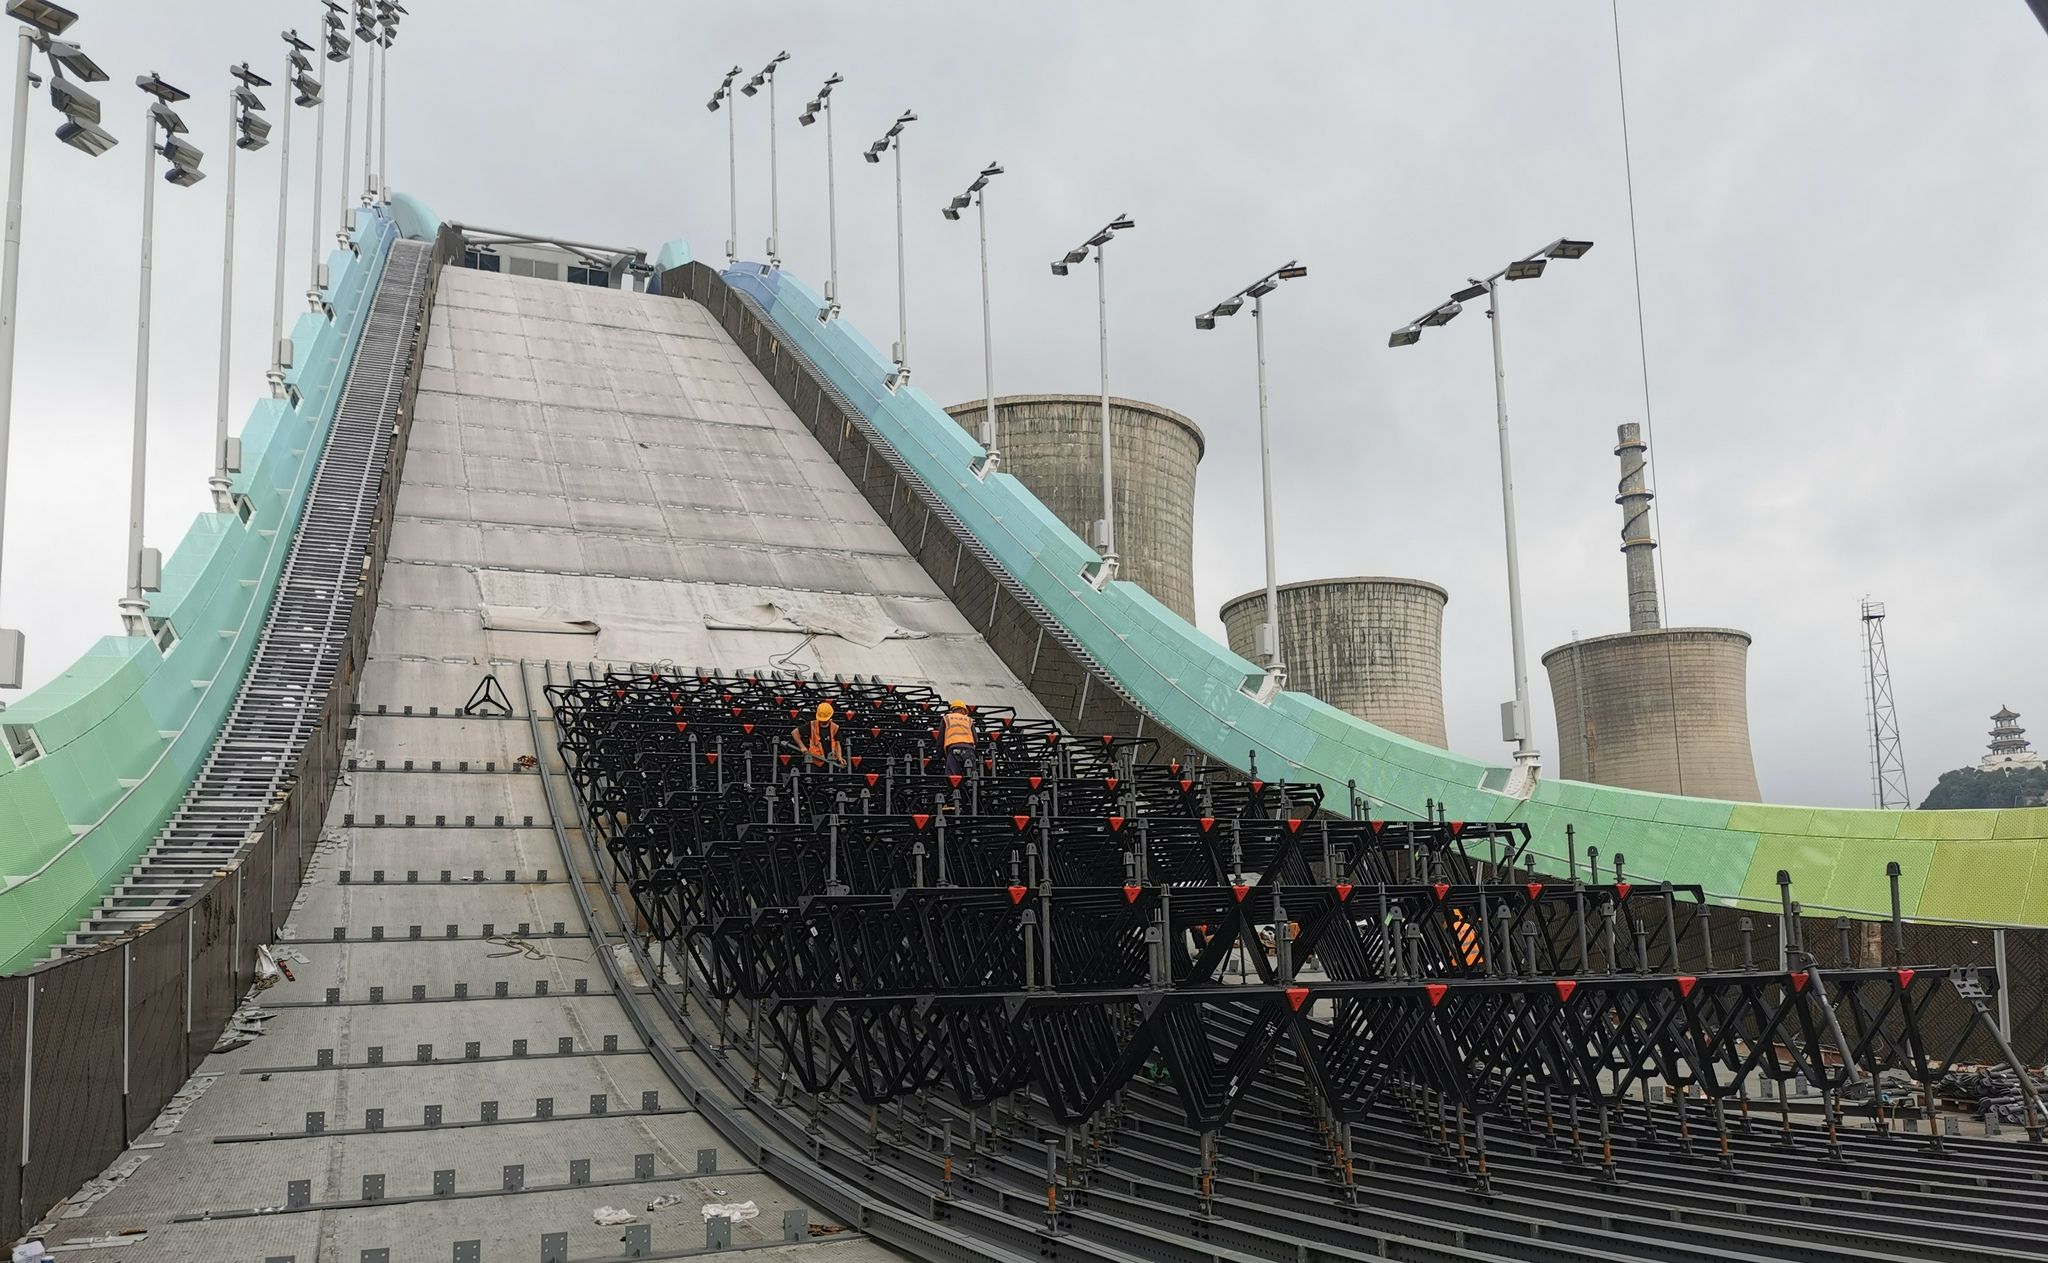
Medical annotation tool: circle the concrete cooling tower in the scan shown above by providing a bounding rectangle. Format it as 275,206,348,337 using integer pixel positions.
1220,577,1450,749
1541,423,1761,801
945,395,1202,621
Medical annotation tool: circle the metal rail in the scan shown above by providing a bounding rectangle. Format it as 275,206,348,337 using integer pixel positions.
56,239,433,955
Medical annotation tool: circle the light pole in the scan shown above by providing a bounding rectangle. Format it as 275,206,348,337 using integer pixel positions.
863,109,916,388
1051,214,1134,586
208,63,272,511
796,72,841,320
357,3,373,204
269,31,318,399
308,5,343,313
1197,261,1308,685
122,73,207,636
375,1,399,202
705,65,741,263
740,51,788,269
0,0,115,688
331,1,365,248
943,161,1004,477
1389,236,1593,791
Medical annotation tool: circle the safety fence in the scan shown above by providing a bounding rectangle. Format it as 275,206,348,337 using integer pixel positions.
0,223,457,1242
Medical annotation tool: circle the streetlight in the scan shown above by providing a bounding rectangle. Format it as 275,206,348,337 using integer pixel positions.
705,64,741,263
740,50,788,269
1387,236,1593,792
0,0,113,688
268,29,319,399
208,62,272,511
307,1,344,314
942,161,1003,477
863,108,915,388
122,72,207,636
331,0,370,248
1050,214,1135,586
374,1,399,202
796,72,841,320
1196,260,1308,686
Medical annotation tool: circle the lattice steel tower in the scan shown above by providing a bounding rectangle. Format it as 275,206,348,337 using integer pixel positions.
1861,598,1910,808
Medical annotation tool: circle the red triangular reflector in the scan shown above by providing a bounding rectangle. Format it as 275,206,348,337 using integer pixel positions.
1554,979,1577,1002
948,774,962,788
1425,983,1448,1007
1105,777,1119,791
1615,882,1632,901
1013,815,1031,830
704,752,718,764
1028,776,1042,790
870,726,882,739
1002,716,1013,728
865,772,880,787
1046,732,1059,743
1286,819,1303,833
1370,821,1385,834
613,688,625,699
1896,968,1916,989
1123,884,1142,904
730,706,742,717
1790,970,1809,993
1675,975,1697,997
1007,885,1027,904
1285,986,1310,1012
898,712,910,723
1251,779,1265,794
1101,733,1114,746
1108,816,1125,831
1449,821,1464,835
1179,779,1193,792
1200,817,1216,832
1525,882,1544,901
675,722,687,732
1231,883,1250,901
1432,882,1450,901
912,813,930,829
850,755,863,768
1334,883,1353,902
742,723,754,734
778,753,791,766
1169,760,1181,774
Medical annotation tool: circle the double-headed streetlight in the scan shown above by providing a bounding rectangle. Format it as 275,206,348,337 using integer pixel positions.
796,72,841,320
1050,214,1134,586
268,29,320,399
208,63,272,511
1388,236,1593,789
307,2,344,314
0,0,115,688
705,64,741,263
863,109,916,389
121,73,207,636
740,50,788,269
1197,260,1309,685
943,161,1003,477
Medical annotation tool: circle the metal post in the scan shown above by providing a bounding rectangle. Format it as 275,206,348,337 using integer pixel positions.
119,108,160,632
822,94,837,314
305,54,326,311
765,70,780,267
377,35,388,202
1486,279,1538,784
0,28,33,683
333,48,353,246
891,133,908,382
1093,242,1117,578
724,82,736,262
976,185,999,471
210,88,241,510
1253,291,1280,677
360,32,373,203
266,46,295,398
1994,928,2013,1041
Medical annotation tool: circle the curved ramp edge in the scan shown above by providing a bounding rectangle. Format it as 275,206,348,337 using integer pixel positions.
720,260,2048,927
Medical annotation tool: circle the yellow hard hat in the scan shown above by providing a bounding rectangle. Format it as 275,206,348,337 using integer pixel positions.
950,699,967,710
816,701,834,721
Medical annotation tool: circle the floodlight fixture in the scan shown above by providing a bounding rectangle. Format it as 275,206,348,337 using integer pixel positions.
798,107,816,125
324,11,343,30
44,38,105,82
1420,300,1461,327
292,73,321,105
233,85,264,111
230,63,273,89
55,117,114,154
5,0,78,37
1245,279,1277,298
818,71,841,99
288,49,311,73
283,28,314,53
1062,247,1088,265
1387,324,1422,348
158,133,203,169
707,64,741,112
164,164,204,187
1277,264,1308,280
862,142,883,163
1049,261,1068,277
1504,256,1546,281
1193,313,1216,331
48,73,100,124
1213,296,1244,317
237,113,271,148
136,72,188,103
149,99,186,135
1450,282,1487,302
1543,237,1593,259
325,35,348,61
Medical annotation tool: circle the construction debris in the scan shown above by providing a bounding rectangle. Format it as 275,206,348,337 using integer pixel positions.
592,1206,637,1226
702,1200,758,1222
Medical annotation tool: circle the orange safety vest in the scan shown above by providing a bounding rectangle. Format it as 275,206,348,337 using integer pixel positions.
792,719,840,763
941,711,974,749
1450,911,1482,966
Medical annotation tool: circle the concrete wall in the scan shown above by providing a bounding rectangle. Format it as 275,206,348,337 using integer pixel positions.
943,395,1202,622
1542,627,1761,802
1220,577,1449,749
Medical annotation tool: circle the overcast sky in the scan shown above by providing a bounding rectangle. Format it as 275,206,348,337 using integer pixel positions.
3,1,2043,809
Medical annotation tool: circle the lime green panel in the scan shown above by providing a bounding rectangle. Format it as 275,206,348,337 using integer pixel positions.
1821,839,1935,913
1892,809,1999,842
1916,840,2043,924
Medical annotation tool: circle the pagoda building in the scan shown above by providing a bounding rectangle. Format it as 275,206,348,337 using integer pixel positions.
1980,705,2045,773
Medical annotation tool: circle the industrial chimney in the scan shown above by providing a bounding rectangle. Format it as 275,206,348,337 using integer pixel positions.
1616,422,1660,632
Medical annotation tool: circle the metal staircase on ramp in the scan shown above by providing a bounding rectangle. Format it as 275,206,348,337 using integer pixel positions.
56,239,433,956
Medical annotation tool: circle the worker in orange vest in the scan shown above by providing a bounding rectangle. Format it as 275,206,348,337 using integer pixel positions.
790,701,844,767
1449,908,1482,967
941,699,976,776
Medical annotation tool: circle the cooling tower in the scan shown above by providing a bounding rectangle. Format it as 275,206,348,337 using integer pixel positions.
1540,422,1761,800
1220,577,1449,748
944,395,1202,621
